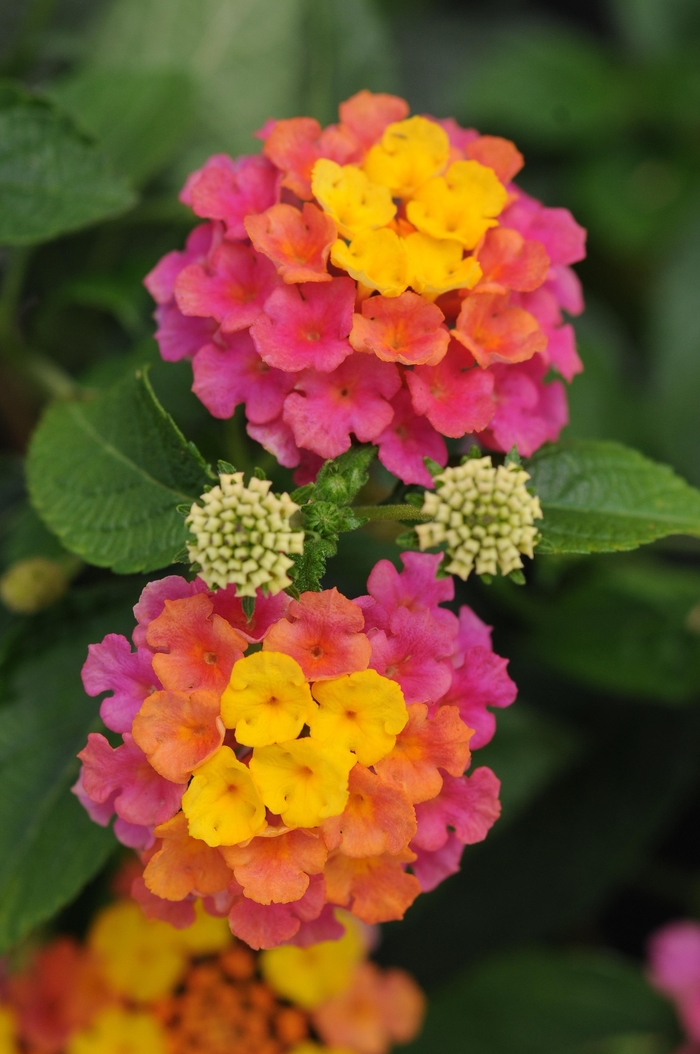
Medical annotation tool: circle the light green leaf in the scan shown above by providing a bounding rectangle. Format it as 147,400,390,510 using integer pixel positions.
50,69,197,186
26,370,211,574
528,440,700,553
405,949,675,1054
0,85,135,246
0,589,136,952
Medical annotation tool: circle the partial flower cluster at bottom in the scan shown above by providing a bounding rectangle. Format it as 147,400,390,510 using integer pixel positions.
74,553,515,949
0,890,424,1054
648,919,700,1054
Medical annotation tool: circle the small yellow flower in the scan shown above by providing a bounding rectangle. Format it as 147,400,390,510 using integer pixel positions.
331,228,408,298
311,160,396,239
182,745,267,847
261,911,365,1009
0,1006,17,1054
404,232,482,296
186,472,304,596
310,669,408,766
416,457,542,579
363,116,450,198
407,160,508,249
250,737,356,828
177,900,231,955
88,901,186,1002
221,651,316,747
66,1008,167,1054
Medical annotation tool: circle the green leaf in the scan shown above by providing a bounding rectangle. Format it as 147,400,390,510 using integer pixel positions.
528,440,700,553
50,69,197,186
0,87,135,246
313,444,376,505
0,587,137,951
26,370,211,574
460,26,630,148
526,559,700,703
404,949,676,1054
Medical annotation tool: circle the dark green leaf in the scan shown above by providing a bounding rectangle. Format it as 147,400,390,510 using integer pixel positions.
0,589,137,951
26,370,211,574
528,441,700,553
526,560,700,703
405,948,675,1054
313,445,376,505
51,69,197,186
0,90,135,246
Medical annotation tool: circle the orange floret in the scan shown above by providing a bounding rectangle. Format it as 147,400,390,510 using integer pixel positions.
349,291,450,366
374,704,473,804
147,594,247,694
475,227,550,294
313,961,425,1054
263,589,371,681
245,203,336,284
322,764,416,858
144,813,233,901
132,689,224,783
324,850,421,924
452,290,547,368
464,134,524,184
222,829,328,905
338,90,410,151
263,117,356,200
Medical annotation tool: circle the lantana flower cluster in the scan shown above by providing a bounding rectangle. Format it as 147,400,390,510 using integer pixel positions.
74,553,514,949
0,893,424,1054
145,90,586,486
648,920,700,1053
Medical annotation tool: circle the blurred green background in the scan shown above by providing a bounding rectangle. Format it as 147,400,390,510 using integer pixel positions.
2,0,700,1050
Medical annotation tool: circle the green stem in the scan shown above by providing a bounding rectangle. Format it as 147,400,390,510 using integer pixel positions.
352,504,432,521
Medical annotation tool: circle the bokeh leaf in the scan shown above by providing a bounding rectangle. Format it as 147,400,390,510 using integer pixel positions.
0,85,135,246
529,440,700,553
405,948,676,1054
0,588,137,952
26,370,211,574
50,69,197,186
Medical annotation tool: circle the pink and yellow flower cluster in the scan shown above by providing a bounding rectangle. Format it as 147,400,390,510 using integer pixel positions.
74,554,514,949
0,894,424,1054
145,90,586,485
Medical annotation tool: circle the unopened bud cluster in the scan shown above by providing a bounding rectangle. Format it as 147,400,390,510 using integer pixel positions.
186,473,304,595
416,457,542,579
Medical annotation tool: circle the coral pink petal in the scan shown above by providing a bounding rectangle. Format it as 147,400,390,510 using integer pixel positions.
454,291,547,368
374,703,473,804
368,607,454,705
82,634,160,735
247,415,301,468
264,587,371,680
144,223,216,303
245,202,336,283
465,135,524,183
251,277,355,372
132,576,208,649
412,768,501,851
146,593,247,694
350,291,450,366
501,190,587,266
479,356,568,457
263,117,324,200
209,586,290,642
131,875,196,929
542,322,583,382
476,227,550,294
375,388,447,487
78,732,184,827
175,242,279,333
153,303,217,363
339,90,409,150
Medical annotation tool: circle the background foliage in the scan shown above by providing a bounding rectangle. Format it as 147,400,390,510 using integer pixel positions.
2,0,700,1049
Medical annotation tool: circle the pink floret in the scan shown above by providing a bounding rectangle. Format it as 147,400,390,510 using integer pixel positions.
78,732,184,827
228,875,326,950
175,242,279,334
185,154,279,239
412,768,501,852
81,634,161,734
283,355,400,460
406,340,496,438
192,331,295,422
375,389,447,487
501,190,587,267
153,303,217,363
411,834,464,892
251,277,355,373
357,552,456,635
144,223,217,305
368,607,454,705
438,646,517,749
649,922,700,998
132,575,208,649
480,356,568,457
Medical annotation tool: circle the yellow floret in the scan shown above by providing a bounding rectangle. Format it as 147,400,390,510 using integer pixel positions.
405,232,483,296
182,745,267,847
250,738,356,828
66,1008,167,1054
309,669,408,766
0,1006,17,1054
363,116,450,198
177,900,231,955
260,910,365,1009
221,651,316,747
88,901,186,1002
331,228,408,297
311,160,396,238
406,159,508,249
